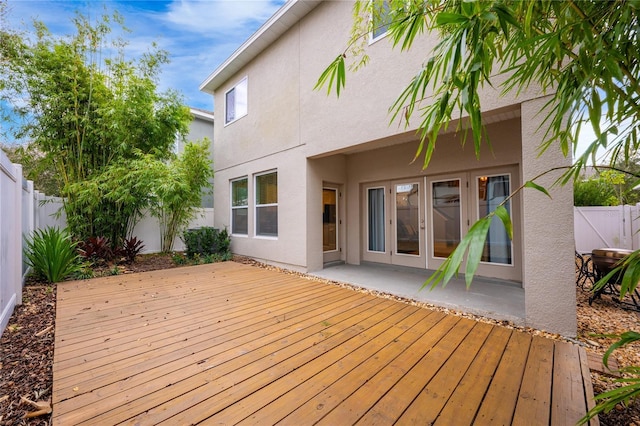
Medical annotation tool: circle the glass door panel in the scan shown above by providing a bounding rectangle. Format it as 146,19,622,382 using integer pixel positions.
395,183,420,256
477,174,512,264
367,187,386,253
431,179,461,258
322,188,337,252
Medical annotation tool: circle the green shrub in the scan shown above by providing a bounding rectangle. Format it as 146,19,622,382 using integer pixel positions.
24,227,83,283
172,253,188,265
182,227,230,260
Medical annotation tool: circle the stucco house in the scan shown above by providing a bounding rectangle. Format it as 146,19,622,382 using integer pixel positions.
199,0,575,336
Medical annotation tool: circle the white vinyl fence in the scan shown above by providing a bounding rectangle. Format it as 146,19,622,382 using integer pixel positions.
1,148,214,335
1,151,23,334
574,204,640,253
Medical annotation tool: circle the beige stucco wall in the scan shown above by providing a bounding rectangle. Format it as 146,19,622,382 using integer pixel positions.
306,155,348,271
520,96,576,336
213,25,301,171
298,1,542,157
213,147,308,270
209,0,576,335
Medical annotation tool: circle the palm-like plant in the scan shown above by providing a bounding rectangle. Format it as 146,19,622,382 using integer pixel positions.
24,227,82,283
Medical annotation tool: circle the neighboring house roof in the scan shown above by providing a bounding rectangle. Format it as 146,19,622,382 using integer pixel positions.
199,0,321,93
190,107,214,122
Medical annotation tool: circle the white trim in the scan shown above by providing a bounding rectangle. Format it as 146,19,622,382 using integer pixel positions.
254,170,278,238
475,172,514,267
322,187,339,254
224,76,248,126
368,0,391,45
190,108,214,122
230,176,249,236
365,185,386,254
393,181,421,258
429,177,463,260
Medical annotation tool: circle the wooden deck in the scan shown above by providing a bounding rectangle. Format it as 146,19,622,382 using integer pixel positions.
53,261,598,425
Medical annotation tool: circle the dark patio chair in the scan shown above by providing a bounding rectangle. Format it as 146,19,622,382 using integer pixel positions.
575,251,597,290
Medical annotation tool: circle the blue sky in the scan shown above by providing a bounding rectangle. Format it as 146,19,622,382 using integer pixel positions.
4,0,286,113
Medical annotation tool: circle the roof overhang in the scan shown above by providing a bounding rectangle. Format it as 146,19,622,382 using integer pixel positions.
199,0,321,94
190,108,215,122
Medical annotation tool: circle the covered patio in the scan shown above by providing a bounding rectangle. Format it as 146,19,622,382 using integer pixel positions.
312,262,525,325
53,261,597,425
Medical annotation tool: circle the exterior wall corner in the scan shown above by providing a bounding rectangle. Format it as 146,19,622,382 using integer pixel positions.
520,96,577,336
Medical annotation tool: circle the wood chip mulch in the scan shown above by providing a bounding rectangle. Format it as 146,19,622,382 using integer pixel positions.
1,254,640,424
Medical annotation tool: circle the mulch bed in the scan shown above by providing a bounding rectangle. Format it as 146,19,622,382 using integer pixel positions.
1,254,639,424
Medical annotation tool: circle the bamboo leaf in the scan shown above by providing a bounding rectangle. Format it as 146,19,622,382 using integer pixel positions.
494,205,513,240
314,55,346,97
464,217,492,286
523,180,551,198
436,12,468,26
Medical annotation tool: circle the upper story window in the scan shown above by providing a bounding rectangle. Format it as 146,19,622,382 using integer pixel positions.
225,77,248,125
370,0,391,43
231,177,248,235
255,171,278,237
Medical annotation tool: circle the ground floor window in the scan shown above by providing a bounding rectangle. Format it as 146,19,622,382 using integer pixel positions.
231,177,248,235
255,171,278,237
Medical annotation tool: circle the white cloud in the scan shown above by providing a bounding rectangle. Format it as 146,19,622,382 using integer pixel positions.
3,1,286,113
163,0,283,35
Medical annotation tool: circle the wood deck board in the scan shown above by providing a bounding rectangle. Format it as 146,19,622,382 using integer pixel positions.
552,341,590,425
155,304,418,425
474,330,532,425
275,310,447,425
54,292,378,422
55,294,383,421
52,261,597,425
241,308,438,424
90,300,404,425
433,326,514,426
512,335,554,426
54,284,347,368
397,321,494,424
210,306,424,423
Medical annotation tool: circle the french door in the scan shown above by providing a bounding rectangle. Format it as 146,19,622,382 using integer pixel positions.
427,175,466,271
427,167,520,281
363,180,425,268
360,167,520,281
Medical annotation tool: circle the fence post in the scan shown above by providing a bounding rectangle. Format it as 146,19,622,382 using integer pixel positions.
14,165,23,305
630,203,640,250
22,180,35,282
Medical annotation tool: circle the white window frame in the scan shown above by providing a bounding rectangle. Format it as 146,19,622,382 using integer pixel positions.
475,172,514,266
323,187,339,253
254,170,278,239
430,177,463,260
224,76,248,126
366,185,386,253
369,0,391,44
230,177,248,236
